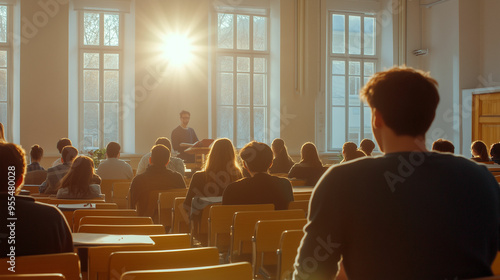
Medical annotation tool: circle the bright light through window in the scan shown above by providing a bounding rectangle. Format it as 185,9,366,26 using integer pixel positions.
163,33,194,66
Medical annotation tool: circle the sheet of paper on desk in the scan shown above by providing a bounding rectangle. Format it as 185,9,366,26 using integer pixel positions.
72,233,155,246
57,203,96,210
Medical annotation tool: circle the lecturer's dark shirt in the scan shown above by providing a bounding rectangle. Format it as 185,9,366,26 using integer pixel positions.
0,194,73,257
222,172,294,210
294,152,500,280
171,126,198,163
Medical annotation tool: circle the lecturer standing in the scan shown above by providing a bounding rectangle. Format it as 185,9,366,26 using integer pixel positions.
171,110,198,163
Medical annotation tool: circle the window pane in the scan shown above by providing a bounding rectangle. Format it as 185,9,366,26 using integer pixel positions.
254,57,267,73
237,73,250,105
104,103,119,144
218,13,234,49
0,6,6,43
236,107,250,148
253,16,267,51
332,14,345,54
237,57,250,72
84,53,99,69
237,15,250,50
331,107,345,149
84,12,100,46
349,61,360,75
0,103,6,137
218,56,233,72
0,69,6,102
331,76,345,106
84,70,99,101
348,107,361,143
83,103,99,150
218,73,233,105
364,17,376,55
332,60,345,75
254,107,267,143
349,76,360,106
0,51,6,69
217,106,233,139
104,14,120,46
104,71,119,101
104,53,119,69
254,74,267,106
364,107,372,140
364,62,375,77
349,16,361,55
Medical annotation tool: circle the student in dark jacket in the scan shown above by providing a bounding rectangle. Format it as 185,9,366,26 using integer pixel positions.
223,141,293,210
269,138,295,174
288,142,327,186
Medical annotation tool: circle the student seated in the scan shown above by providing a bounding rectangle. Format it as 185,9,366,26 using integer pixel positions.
27,144,45,172
288,142,327,186
269,138,295,174
359,138,376,156
52,138,72,167
129,144,186,213
341,142,366,163
222,141,294,210
136,137,185,176
0,142,73,257
57,156,103,199
96,142,133,180
490,142,500,164
432,138,455,153
184,138,243,219
471,140,490,162
294,66,500,280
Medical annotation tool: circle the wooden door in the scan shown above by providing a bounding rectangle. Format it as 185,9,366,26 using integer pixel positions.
472,92,500,150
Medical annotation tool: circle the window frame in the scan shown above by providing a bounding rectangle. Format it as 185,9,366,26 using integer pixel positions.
78,10,124,151
0,4,12,141
327,11,379,151
214,9,272,148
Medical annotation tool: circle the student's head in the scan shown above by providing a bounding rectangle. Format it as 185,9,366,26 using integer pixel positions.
179,110,191,128
0,142,26,194
490,143,500,159
360,66,439,150
150,144,170,166
240,141,273,173
61,146,78,164
106,142,121,158
359,139,375,156
30,144,44,162
271,138,289,158
155,137,173,151
432,139,455,154
300,142,323,167
0,122,4,142
59,156,95,196
204,138,242,180
56,138,72,154
342,142,365,162
471,140,489,161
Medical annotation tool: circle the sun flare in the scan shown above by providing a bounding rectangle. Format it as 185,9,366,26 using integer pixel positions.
163,33,194,66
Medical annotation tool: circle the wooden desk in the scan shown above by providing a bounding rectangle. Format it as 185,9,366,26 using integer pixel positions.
184,147,211,170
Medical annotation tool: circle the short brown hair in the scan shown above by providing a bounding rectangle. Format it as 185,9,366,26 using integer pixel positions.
151,144,170,166
432,139,455,154
61,146,78,164
0,142,26,193
56,138,72,153
360,66,439,137
106,142,121,158
30,144,44,161
155,137,172,151
240,141,273,173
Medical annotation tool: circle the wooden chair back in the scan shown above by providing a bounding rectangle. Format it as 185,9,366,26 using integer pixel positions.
287,200,309,216
277,229,304,280
24,170,48,185
112,182,131,209
208,204,274,253
78,224,166,235
22,184,42,194
79,216,153,229
0,253,80,280
191,200,221,247
100,179,131,203
253,219,307,279
108,247,219,280
292,193,311,201
73,209,137,232
95,203,119,209
120,262,253,280
157,190,187,231
230,209,305,263
171,197,190,233
0,274,65,279
88,234,190,280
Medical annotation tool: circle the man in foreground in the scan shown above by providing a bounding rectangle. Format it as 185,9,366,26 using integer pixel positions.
294,67,499,280
0,142,73,257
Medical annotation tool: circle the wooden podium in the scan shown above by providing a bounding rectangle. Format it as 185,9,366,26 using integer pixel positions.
184,147,211,170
